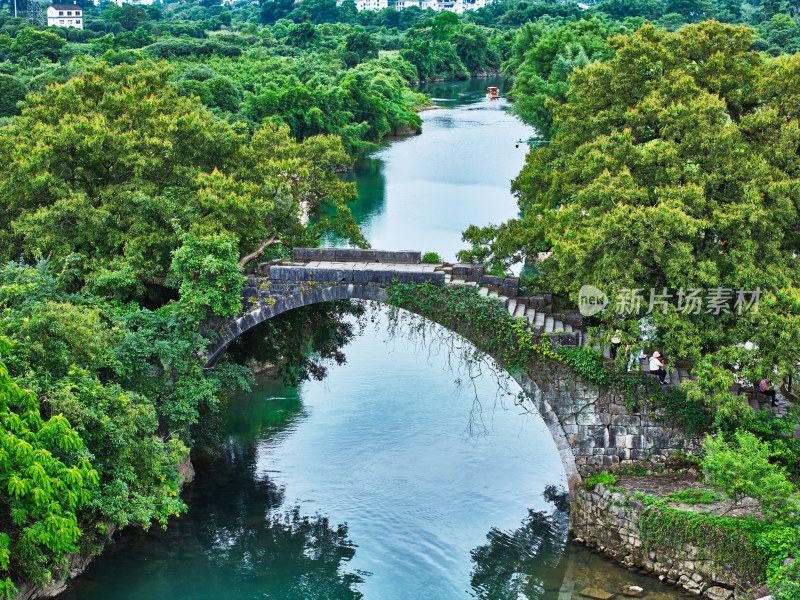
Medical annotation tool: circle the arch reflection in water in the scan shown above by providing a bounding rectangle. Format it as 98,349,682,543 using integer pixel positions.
58,309,566,600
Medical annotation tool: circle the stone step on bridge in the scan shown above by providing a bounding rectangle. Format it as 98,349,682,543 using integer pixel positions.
203,248,708,501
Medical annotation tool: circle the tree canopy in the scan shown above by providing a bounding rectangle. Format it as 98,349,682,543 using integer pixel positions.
462,21,800,419
0,61,365,307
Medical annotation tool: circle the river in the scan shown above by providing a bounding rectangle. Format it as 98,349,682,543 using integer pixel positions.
58,79,688,600
333,76,529,261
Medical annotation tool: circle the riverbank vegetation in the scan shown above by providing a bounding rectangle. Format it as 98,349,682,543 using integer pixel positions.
2,0,800,595
0,59,369,597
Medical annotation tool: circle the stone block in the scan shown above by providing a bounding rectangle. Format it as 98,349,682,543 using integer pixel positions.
577,412,602,426
562,311,584,328
704,586,732,600
502,277,520,298
292,248,326,266
528,293,553,312
334,249,359,262
374,250,421,263
480,274,505,287
452,263,473,277
558,332,579,347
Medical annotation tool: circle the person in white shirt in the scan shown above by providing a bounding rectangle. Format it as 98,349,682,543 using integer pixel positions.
649,351,667,384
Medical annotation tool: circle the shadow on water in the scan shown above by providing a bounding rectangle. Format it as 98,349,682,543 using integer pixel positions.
59,382,365,600
339,156,386,231
470,486,691,600
470,486,570,600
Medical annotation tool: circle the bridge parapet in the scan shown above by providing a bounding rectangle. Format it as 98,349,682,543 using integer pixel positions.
270,263,444,286
292,247,421,263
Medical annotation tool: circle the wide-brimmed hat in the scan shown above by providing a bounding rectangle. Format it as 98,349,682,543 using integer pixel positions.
652,351,661,358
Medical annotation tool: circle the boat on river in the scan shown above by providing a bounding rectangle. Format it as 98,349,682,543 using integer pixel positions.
487,86,500,99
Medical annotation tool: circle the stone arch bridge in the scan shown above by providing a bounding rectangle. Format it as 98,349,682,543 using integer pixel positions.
204,248,701,497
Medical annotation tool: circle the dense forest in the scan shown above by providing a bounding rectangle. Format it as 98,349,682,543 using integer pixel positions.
1,0,800,597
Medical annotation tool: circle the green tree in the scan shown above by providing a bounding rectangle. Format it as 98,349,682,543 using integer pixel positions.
206,75,241,111
338,0,357,24
657,12,687,31
0,260,233,540
261,0,294,24
506,18,620,137
117,4,149,31
0,61,364,302
169,232,246,318
345,27,379,61
0,342,98,597
703,431,799,520
665,0,717,22
286,21,320,48
0,73,25,117
463,22,800,406
451,23,493,74
10,28,65,61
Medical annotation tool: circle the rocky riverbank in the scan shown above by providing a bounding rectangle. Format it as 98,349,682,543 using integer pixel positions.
571,474,768,600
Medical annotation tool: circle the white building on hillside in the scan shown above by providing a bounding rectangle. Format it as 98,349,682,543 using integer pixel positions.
339,0,496,12
47,3,83,28
352,0,388,10
109,0,156,6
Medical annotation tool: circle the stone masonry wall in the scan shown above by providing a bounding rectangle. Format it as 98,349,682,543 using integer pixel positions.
513,363,702,481
571,483,754,600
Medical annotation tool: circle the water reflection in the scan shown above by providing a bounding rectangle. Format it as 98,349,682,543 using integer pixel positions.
339,157,386,236
60,384,364,600
58,310,692,600
470,486,569,600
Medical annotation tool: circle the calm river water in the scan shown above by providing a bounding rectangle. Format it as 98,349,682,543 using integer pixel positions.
334,76,530,261
59,79,688,600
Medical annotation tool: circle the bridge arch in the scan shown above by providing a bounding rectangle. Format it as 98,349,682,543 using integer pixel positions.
203,250,701,508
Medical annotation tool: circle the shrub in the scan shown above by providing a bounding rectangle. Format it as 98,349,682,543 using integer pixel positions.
703,431,799,520
584,471,616,489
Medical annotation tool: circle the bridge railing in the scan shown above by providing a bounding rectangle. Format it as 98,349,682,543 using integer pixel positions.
270,264,444,285
292,248,422,264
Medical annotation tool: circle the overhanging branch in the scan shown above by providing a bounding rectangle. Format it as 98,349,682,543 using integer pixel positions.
239,235,282,268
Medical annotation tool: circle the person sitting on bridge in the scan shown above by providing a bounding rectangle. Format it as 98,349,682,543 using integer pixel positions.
649,352,667,384
760,379,777,406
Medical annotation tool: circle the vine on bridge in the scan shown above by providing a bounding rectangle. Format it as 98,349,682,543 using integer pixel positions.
385,282,709,436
